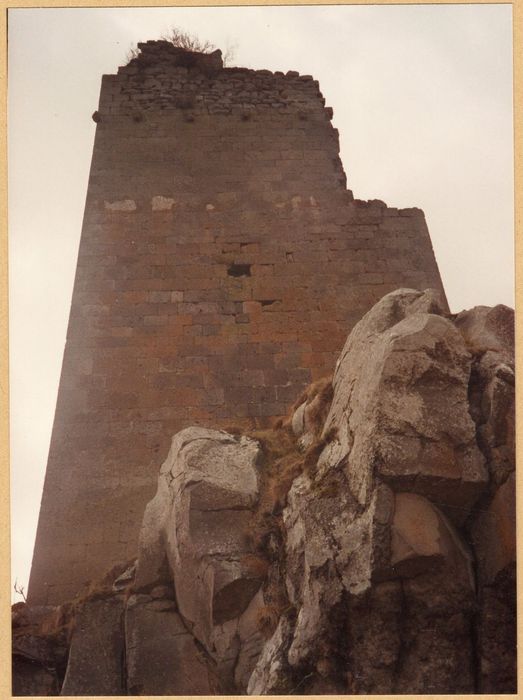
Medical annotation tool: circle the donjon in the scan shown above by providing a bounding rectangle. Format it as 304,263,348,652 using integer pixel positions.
29,41,447,604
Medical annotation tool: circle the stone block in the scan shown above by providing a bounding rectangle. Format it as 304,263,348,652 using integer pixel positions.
471,472,516,585
125,597,213,695
60,597,125,695
321,289,486,520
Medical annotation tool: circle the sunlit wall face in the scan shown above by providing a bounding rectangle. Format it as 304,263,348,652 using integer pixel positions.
8,4,514,601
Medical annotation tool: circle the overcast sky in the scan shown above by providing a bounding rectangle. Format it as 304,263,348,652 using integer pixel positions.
8,4,514,601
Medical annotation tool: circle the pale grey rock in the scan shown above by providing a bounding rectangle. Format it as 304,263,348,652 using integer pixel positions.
135,426,264,685
235,590,267,691
456,304,515,486
471,350,515,484
247,615,295,695
283,470,390,668
321,288,487,522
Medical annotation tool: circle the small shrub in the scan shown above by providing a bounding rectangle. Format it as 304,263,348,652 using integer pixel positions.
126,26,236,67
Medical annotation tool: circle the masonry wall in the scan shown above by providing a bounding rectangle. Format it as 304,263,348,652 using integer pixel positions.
29,42,447,605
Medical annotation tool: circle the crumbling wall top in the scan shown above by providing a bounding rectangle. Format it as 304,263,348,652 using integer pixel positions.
100,40,329,121
125,39,224,77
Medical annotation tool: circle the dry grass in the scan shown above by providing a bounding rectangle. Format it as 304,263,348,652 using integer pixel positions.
255,603,282,638
290,375,333,415
228,378,337,640
14,559,137,647
240,554,270,579
14,378,336,656
306,379,334,436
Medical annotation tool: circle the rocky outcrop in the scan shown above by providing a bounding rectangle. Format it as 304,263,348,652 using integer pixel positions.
125,591,214,695
134,426,266,692
13,289,515,695
456,303,516,693
12,605,68,696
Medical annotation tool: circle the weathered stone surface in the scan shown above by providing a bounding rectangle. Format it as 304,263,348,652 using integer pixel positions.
135,426,264,685
393,569,476,694
60,597,125,696
247,615,295,695
18,290,514,695
12,634,60,669
469,467,516,692
12,657,60,696
234,590,268,690
347,533,476,694
476,564,517,693
244,291,512,695
346,580,404,694
321,288,487,521
11,604,68,696
125,595,213,695
471,471,516,586
390,492,474,582
454,304,514,356
469,349,515,485
282,468,392,669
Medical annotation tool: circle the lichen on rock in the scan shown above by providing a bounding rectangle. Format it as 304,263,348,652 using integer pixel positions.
13,289,515,695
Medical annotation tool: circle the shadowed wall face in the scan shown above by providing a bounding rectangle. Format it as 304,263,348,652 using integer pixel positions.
29,41,447,605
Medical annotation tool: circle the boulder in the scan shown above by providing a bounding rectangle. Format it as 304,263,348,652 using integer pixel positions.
125,595,214,695
60,597,125,695
247,615,295,695
282,469,392,669
135,427,264,685
78,289,511,696
469,470,516,692
11,604,57,630
470,350,515,484
345,496,476,694
393,567,476,693
390,492,474,584
321,288,487,522
471,472,516,586
454,304,514,356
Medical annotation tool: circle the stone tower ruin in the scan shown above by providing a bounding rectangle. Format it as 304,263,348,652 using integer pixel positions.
28,41,447,605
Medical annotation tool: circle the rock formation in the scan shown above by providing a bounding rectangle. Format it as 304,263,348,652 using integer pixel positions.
13,288,515,695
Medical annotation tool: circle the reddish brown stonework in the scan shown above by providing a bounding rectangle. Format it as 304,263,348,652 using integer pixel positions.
28,41,447,605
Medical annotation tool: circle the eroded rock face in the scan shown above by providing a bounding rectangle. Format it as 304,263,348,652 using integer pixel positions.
135,426,264,691
321,288,487,521
60,598,125,696
15,289,515,695
125,593,214,695
247,288,514,695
